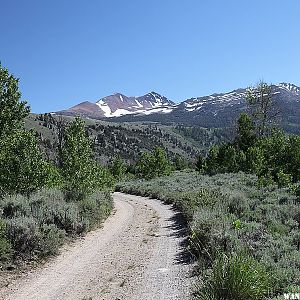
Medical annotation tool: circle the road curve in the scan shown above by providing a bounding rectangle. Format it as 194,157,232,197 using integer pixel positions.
0,192,192,300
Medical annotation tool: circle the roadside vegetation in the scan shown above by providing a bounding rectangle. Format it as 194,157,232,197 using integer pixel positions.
118,171,300,299
118,82,300,299
2,62,299,299
0,64,114,268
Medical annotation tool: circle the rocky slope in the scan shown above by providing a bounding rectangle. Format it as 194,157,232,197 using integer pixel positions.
58,92,176,118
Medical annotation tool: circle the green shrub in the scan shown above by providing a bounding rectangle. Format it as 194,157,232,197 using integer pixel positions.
0,187,113,264
0,219,13,263
5,217,40,259
80,191,113,230
277,170,293,188
39,224,65,256
0,194,30,218
191,207,240,262
29,189,81,233
227,193,249,217
118,171,299,296
136,147,171,179
195,254,270,300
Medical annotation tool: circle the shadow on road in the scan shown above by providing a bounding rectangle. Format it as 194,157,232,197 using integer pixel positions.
164,207,195,266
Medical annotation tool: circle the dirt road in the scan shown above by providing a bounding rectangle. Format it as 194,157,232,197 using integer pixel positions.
0,192,192,300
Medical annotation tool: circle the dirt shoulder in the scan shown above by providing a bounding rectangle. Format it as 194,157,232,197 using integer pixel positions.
0,192,193,300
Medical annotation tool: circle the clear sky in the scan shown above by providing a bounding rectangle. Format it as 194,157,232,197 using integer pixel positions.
1,0,300,113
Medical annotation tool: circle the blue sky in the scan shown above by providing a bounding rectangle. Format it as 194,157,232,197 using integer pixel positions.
1,0,300,113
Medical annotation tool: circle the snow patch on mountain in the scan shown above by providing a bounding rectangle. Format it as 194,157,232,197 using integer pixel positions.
57,82,300,121
278,83,300,94
96,100,112,117
135,107,175,116
94,92,175,118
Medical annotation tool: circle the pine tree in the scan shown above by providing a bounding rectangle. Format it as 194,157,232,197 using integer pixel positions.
235,113,256,151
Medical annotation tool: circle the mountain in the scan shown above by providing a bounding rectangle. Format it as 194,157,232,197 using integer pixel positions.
110,83,300,131
57,92,176,119
56,83,300,133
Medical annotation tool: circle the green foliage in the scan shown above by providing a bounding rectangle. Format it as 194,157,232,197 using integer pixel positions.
277,170,293,188
5,217,65,259
205,145,220,175
38,224,65,256
0,188,113,265
94,164,115,190
0,219,13,262
5,217,40,259
0,129,61,195
195,254,270,300
245,146,264,174
136,147,171,179
173,153,188,171
195,155,205,173
117,171,300,297
61,117,114,201
0,64,30,137
246,81,279,137
29,189,82,233
235,112,256,151
219,144,239,173
0,64,61,196
109,155,127,181
199,82,300,189
0,194,30,218
0,66,114,267
232,219,242,229
203,116,300,188
79,191,113,229
61,117,94,200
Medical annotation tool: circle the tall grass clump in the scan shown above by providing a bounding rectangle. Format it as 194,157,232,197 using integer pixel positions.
195,254,270,300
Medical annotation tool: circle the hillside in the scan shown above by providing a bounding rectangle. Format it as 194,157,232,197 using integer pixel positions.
25,114,230,164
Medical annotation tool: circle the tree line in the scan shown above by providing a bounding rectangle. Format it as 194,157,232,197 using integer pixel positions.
0,64,114,200
196,81,300,191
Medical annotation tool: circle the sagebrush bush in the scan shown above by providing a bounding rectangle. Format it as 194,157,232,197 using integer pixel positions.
0,194,30,218
195,254,270,300
118,170,300,297
5,217,40,259
0,187,113,266
0,219,13,262
80,190,113,230
38,224,65,256
29,189,81,233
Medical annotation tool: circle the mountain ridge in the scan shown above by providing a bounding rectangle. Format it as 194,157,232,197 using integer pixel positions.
56,82,300,132
58,91,175,119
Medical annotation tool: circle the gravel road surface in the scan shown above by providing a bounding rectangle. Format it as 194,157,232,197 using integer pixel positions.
0,192,192,300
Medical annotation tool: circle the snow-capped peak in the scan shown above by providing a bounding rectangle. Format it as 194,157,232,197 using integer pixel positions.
278,82,300,94
94,92,175,118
